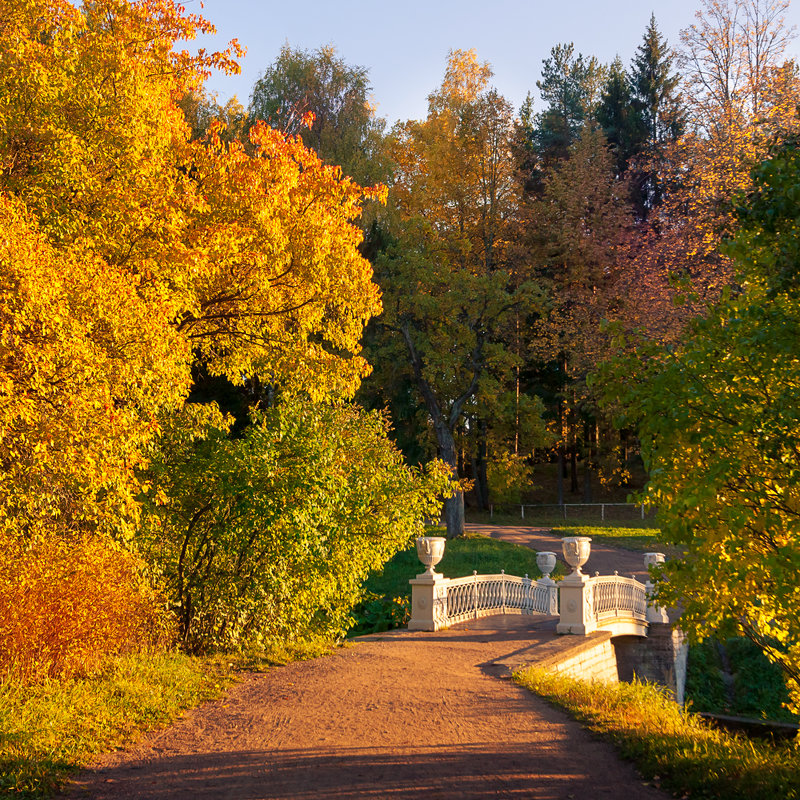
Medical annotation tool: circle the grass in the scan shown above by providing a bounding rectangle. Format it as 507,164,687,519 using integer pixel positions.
0,639,332,799
467,510,675,554
515,667,800,800
549,525,677,554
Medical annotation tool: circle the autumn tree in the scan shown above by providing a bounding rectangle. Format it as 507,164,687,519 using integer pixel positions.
0,0,422,659
527,124,632,501
604,139,800,715
371,50,543,536
618,0,800,347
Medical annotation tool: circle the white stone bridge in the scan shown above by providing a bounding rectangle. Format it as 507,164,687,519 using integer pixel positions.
408,535,668,638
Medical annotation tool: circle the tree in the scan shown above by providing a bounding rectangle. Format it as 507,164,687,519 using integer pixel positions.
631,14,682,152
620,0,800,346
527,124,632,501
628,14,683,215
597,57,640,178
139,400,451,651
178,88,247,143
373,50,542,536
603,140,800,715
0,0,384,542
249,44,388,187
520,43,606,184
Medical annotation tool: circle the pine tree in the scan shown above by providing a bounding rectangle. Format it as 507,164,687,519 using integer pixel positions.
629,14,682,215
527,44,606,177
597,57,641,177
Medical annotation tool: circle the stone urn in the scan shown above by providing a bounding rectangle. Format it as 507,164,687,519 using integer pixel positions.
561,536,592,578
415,536,446,578
536,551,557,582
644,552,666,570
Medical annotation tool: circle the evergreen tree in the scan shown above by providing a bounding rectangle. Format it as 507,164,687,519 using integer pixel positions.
629,14,682,214
527,44,606,177
597,57,641,177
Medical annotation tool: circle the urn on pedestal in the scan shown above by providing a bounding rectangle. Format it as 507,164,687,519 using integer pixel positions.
561,536,592,579
415,535,446,579
536,551,557,583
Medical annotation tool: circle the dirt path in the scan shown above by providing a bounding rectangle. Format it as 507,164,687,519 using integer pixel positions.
66,614,670,800
465,523,653,581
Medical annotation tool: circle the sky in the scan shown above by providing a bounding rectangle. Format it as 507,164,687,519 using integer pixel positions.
187,0,800,125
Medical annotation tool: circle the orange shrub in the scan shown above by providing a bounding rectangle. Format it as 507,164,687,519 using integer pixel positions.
0,534,172,681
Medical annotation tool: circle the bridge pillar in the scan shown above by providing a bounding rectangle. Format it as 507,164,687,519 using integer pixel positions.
408,574,448,632
556,574,597,635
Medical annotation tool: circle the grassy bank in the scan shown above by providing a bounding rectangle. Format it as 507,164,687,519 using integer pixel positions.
0,651,224,798
515,667,800,799
0,640,330,799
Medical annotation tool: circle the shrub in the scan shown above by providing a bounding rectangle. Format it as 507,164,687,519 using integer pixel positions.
138,399,451,652
0,534,171,682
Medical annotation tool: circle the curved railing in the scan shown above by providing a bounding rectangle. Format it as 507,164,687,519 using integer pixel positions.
409,537,666,636
590,575,648,623
431,571,558,628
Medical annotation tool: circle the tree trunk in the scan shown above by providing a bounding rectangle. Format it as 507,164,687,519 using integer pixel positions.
583,421,594,503
436,420,464,538
570,448,579,494
475,417,489,510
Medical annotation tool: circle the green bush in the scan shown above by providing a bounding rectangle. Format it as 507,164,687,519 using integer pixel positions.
138,400,451,652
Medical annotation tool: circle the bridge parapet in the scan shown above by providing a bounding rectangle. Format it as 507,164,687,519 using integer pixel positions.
408,570,558,631
408,535,669,637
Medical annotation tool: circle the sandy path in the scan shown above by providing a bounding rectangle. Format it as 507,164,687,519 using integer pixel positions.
465,523,653,581
66,615,669,800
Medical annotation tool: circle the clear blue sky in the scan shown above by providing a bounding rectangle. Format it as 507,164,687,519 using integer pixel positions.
188,0,800,125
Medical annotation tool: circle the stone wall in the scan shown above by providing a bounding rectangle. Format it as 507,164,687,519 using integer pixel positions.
528,631,620,684
613,623,688,703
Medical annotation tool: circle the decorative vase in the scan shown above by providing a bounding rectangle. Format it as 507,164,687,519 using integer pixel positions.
415,536,446,578
536,551,557,580
561,536,592,577
644,552,666,569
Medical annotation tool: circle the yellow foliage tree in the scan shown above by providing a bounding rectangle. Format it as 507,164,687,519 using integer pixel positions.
0,0,388,672
0,0,382,542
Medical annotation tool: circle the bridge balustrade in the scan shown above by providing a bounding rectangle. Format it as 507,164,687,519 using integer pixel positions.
408,536,667,637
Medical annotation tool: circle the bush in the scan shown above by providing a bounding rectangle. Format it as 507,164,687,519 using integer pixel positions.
0,534,171,682
139,399,451,652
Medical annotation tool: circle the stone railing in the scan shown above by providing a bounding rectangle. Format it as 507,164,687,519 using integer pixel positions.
408,535,668,637
409,570,559,631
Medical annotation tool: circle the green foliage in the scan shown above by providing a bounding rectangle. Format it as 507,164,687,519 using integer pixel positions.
373,49,544,536
686,637,797,722
516,667,800,800
348,592,410,636
528,43,606,168
139,399,451,652
249,43,388,187
486,450,535,505
601,139,800,715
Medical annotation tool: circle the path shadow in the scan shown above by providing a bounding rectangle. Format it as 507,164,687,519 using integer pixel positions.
67,743,653,800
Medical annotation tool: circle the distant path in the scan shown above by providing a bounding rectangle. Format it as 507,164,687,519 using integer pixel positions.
465,522,652,581
66,617,670,800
